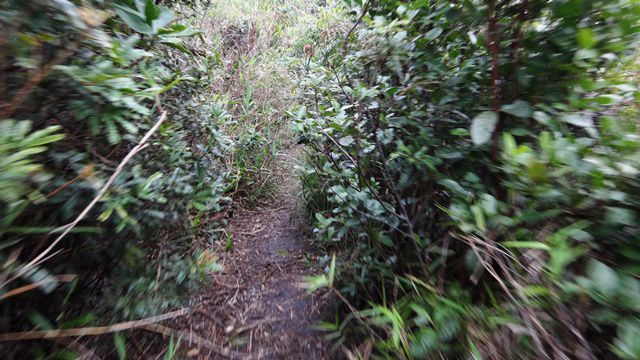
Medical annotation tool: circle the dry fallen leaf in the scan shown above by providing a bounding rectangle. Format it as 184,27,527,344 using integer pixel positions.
77,7,110,28
187,348,200,357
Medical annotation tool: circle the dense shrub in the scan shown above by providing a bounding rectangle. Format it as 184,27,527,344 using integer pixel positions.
0,0,230,355
297,0,640,358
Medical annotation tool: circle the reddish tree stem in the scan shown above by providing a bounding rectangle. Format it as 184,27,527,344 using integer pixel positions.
488,0,501,160
512,0,528,67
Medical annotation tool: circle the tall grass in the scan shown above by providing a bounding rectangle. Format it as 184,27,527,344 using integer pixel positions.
195,0,347,203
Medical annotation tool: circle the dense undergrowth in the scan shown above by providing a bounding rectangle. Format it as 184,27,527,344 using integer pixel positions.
0,0,324,358
198,0,341,204
0,0,229,357
297,0,640,359
2,0,640,358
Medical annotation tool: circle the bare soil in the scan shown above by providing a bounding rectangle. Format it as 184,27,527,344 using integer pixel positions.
172,146,330,359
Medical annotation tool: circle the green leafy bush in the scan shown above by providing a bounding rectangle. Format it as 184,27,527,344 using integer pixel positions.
297,0,640,358
0,0,230,355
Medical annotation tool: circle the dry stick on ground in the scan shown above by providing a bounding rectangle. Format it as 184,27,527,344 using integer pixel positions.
1,110,168,290
141,323,263,359
0,308,188,341
0,274,76,300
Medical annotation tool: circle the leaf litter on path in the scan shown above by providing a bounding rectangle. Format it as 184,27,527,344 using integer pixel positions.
173,146,332,359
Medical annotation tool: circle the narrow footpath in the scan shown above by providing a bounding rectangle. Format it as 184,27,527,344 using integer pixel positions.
176,146,329,359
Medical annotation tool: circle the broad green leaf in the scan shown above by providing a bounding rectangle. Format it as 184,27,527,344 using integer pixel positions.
470,111,498,146
438,179,471,197
115,8,152,34
561,113,593,128
533,111,551,125
338,135,354,147
328,254,336,287
302,274,328,293
313,321,338,331
501,100,532,118
577,28,596,49
1,146,48,165
468,338,484,360
574,48,598,61
450,128,469,136
605,207,635,226
502,132,517,154
425,27,443,42
587,260,619,297
116,119,139,135
105,119,121,145
471,205,485,232
467,31,478,45
158,25,202,37
160,39,192,55
151,8,174,33
21,125,63,146
522,285,551,297
502,241,550,251
592,94,623,105
21,133,65,147
143,0,160,23
613,319,640,359
28,312,53,330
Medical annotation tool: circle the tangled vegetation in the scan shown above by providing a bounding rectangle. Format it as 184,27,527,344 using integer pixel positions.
0,0,231,353
0,0,330,357
297,0,640,358
2,0,640,358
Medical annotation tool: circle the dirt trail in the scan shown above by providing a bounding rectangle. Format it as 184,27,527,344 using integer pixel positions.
176,146,329,359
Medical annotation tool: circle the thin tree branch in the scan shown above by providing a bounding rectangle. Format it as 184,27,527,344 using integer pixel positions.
341,0,371,59
0,274,76,300
0,41,81,119
1,111,168,289
487,0,501,160
0,307,188,341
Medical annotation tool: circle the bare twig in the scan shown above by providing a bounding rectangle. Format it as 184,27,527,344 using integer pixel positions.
0,41,81,119
0,5,111,119
0,308,188,341
487,0,503,167
231,317,280,335
342,0,371,59
0,274,76,300
1,111,168,289
141,323,262,359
